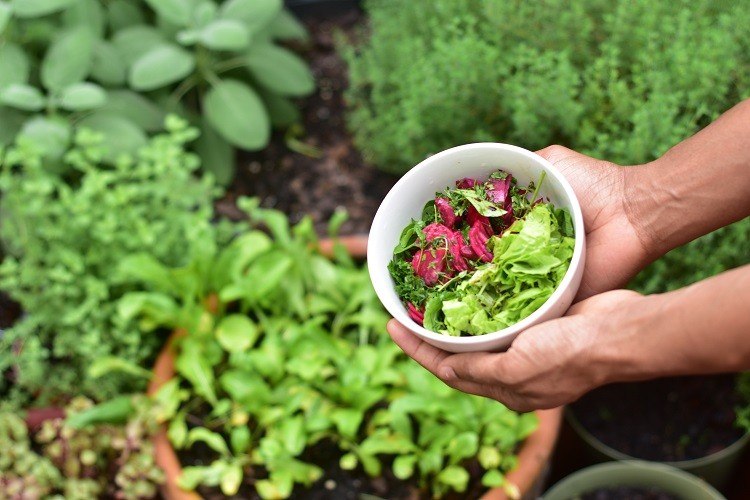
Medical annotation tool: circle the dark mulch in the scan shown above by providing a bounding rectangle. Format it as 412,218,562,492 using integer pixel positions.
217,8,398,236
580,486,681,500
570,375,746,462
0,292,21,330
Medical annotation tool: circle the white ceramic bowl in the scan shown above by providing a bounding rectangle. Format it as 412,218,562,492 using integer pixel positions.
368,143,586,353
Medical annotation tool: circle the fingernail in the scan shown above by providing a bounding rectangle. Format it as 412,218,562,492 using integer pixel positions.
440,367,457,380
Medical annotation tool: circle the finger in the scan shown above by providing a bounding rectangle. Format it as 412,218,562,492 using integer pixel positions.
387,319,449,375
437,351,504,385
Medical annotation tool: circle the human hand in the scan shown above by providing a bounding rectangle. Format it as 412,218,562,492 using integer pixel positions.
387,289,645,412
535,146,650,300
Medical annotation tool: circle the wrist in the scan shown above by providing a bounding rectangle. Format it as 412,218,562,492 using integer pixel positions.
621,161,672,262
587,293,669,385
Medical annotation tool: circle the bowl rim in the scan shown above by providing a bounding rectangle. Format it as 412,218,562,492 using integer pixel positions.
367,142,585,346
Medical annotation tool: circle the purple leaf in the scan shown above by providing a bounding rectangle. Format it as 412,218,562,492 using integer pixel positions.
407,302,424,325
435,197,458,228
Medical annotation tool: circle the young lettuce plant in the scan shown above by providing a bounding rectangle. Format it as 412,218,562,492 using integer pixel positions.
120,203,538,498
0,0,313,182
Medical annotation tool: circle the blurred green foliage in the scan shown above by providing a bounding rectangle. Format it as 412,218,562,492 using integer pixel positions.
125,205,536,498
0,396,163,499
344,0,750,292
0,0,313,184
0,117,216,406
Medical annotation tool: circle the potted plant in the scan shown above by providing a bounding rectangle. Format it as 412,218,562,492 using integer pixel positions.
566,375,750,489
543,461,725,500
118,203,562,499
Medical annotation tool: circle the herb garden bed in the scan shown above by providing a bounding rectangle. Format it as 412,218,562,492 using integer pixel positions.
220,9,398,236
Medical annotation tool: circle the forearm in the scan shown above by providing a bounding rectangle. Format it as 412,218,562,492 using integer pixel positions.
597,264,750,383
625,99,750,260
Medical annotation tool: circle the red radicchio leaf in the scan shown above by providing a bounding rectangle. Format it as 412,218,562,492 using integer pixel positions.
467,205,492,235
411,247,449,286
486,175,512,204
469,221,493,262
456,178,478,189
435,197,458,228
407,302,425,325
423,223,470,272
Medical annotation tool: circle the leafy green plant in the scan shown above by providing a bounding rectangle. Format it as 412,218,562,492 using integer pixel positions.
121,203,536,498
0,117,216,406
0,0,313,183
344,0,750,293
0,396,163,499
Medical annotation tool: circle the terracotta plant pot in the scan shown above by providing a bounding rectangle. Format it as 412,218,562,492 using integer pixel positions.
148,235,563,500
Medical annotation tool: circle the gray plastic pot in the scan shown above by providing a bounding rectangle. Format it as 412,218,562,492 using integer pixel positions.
566,408,750,490
543,461,725,500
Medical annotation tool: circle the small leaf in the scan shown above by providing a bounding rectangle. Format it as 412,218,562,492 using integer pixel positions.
393,455,417,480
216,314,259,352
12,0,72,18
187,428,231,456
246,44,314,97
129,44,195,91
62,0,104,37
204,79,270,150
101,90,165,132
176,29,200,46
437,465,470,492
178,466,214,490
90,41,127,85
220,0,281,33
330,408,363,439
0,84,45,111
195,118,234,185
112,25,165,66
230,426,251,455
88,356,152,380
279,416,305,455
259,89,300,127
41,27,94,91
266,10,308,41
153,379,189,422
176,338,218,404
168,411,188,448
0,108,25,146
0,2,12,33
144,0,192,27
0,44,30,88
193,1,217,27
482,469,505,488
339,453,357,470
77,113,147,162
220,462,243,496
199,19,250,50
59,82,106,111
478,446,501,469
107,1,145,31
18,116,71,159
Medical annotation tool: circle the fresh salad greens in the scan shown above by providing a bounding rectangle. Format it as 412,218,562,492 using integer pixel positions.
389,170,575,336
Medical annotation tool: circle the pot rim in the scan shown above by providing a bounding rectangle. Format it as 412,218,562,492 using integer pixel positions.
542,461,726,500
565,406,750,469
148,235,562,500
